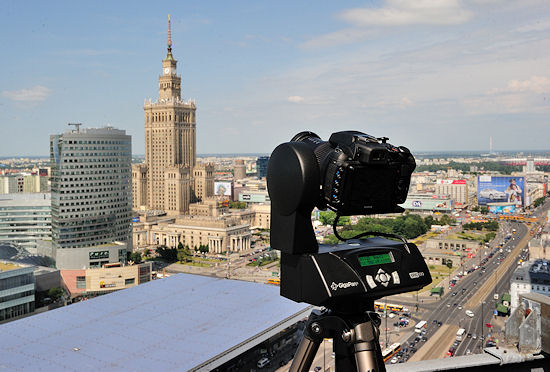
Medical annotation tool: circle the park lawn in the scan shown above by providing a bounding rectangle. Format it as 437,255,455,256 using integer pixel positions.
411,231,441,245
416,264,454,294
246,258,278,267
178,260,212,267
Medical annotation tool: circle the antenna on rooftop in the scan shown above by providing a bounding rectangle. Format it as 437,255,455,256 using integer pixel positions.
68,123,82,133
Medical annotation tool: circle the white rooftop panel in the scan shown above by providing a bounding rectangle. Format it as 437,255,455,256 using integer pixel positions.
0,273,310,371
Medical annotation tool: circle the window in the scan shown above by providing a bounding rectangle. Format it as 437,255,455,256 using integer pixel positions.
125,278,135,285
76,276,86,289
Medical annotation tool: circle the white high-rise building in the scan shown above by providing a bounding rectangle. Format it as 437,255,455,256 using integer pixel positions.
50,125,132,269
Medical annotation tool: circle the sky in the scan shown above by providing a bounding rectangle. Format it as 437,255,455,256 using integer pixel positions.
1,0,550,156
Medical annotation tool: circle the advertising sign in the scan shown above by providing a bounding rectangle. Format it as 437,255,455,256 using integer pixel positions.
214,181,232,197
437,179,466,185
477,176,525,207
400,196,453,211
488,204,516,215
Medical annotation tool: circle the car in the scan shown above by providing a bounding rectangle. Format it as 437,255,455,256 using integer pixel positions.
472,334,477,339
453,341,459,347
452,292,457,296
391,357,398,364
466,310,474,317
438,322,442,327
453,303,457,307
479,188,507,200
446,304,451,307
257,357,270,368
467,333,472,338
433,319,438,324
458,305,463,310
314,367,322,372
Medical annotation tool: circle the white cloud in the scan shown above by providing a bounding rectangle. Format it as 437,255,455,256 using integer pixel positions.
489,76,550,94
2,85,52,102
339,0,473,27
400,96,413,107
287,95,305,103
302,28,375,48
304,0,474,48
516,20,550,33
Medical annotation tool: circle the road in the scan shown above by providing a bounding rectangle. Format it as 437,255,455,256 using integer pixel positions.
392,199,550,364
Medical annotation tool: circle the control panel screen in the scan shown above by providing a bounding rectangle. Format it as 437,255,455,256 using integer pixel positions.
358,252,394,267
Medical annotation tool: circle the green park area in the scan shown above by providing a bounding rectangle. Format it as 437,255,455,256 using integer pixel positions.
418,264,455,294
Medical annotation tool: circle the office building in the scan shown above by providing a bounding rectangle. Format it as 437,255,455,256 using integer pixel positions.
50,125,132,269
61,262,152,300
233,159,247,180
0,193,51,252
132,17,214,214
435,179,468,206
256,156,269,179
510,259,550,311
0,262,35,322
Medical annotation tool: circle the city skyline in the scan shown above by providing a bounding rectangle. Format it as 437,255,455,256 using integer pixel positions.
1,1,550,156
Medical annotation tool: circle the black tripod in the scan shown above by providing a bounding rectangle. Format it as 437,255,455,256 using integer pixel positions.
289,303,385,372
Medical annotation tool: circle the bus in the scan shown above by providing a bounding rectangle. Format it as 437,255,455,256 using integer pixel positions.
374,302,404,313
415,320,427,333
381,343,401,362
267,279,280,285
456,328,466,341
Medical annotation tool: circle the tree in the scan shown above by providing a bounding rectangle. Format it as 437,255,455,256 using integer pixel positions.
156,245,178,262
480,206,489,215
129,252,142,264
177,242,184,250
446,261,453,269
199,245,209,253
48,287,64,302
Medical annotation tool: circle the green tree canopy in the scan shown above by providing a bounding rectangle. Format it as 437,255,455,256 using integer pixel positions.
48,287,64,301
129,252,142,264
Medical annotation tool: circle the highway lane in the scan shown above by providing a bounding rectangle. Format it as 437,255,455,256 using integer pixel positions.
392,220,531,363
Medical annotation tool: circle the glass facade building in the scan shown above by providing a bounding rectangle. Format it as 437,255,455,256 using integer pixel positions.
0,266,35,322
50,126,132,269
0,193,51,251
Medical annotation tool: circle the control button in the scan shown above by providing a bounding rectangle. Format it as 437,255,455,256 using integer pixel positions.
366,275,377,289
392,271,400,285
375,268,390,287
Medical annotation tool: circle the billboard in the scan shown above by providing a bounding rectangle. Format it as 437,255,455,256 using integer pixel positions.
214,181,232,197
477,176,525,207
400,196,453,212
488,204,516,215
437,179,466,185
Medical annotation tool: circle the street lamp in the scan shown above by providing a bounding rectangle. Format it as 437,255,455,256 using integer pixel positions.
481,301,486,349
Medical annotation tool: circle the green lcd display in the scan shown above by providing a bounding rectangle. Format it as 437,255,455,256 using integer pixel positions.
358,253,393,267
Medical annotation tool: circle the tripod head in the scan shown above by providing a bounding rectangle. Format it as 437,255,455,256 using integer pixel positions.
267,131,432,309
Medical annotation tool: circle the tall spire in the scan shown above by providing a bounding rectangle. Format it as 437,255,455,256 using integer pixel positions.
167,14,172,55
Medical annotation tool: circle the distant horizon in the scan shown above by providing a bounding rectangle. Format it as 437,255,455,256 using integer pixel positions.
2,149,550,160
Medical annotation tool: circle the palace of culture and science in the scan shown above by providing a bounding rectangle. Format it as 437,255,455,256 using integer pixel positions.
132,17,214,215
131,18,253,254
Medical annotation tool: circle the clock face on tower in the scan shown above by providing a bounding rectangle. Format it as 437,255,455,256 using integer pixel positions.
164,68,170,75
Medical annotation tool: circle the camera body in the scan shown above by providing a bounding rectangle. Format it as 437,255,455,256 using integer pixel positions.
294,131,416,215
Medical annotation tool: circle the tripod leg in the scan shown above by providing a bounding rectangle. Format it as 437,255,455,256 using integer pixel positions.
289,333,322,372
352,318,384,372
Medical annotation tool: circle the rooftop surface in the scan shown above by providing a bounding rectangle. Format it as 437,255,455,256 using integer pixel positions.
0,261,23,273
0,273,310,371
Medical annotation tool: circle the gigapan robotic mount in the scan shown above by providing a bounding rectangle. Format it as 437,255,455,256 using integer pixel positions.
267,131,432,372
